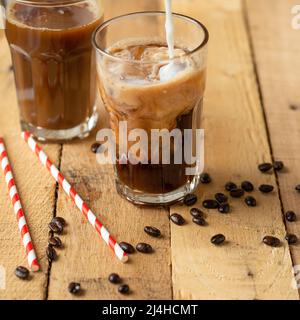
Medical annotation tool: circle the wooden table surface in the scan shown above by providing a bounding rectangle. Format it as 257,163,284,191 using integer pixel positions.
0,0,300,300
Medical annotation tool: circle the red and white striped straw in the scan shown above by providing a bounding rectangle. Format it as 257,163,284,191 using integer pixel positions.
21,131,128,263
0,137,40,272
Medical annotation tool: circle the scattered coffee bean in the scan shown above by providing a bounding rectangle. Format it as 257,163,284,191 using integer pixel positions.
46,245,57,261
91,142,102,153
215,193,228,204
218,203,230,214
183,193,198,206
295,185,300,192
48,236,62,248
136,243,153,254
200,172,211,184
15,266,29,280
259,184,274,193
170,213,185,225
230,188,244,198
211,234,226,245
285,211,297,222
192,216,206,226
258,163,273,173
52,216,66,227
190,207,204,218
144,226,161,238
68,282,81,294
273,161,284,171
119,242,135,254
241,181,254,192
225,181,237,191
118,284,130,294
48,221,63,234
245,196,257,207
108,273,121,284
285,234,298,245
263,236,281,247
203,199,219,209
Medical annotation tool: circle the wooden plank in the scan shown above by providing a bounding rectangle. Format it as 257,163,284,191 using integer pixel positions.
0,31,60,299
245,0,300,288
169,0,299,300
47,0,172,300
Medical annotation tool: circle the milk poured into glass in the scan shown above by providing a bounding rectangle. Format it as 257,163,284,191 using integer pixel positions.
159,0,187,82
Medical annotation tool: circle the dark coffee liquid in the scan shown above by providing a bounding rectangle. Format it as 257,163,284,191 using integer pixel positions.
116,109,197,194
5,2,103,130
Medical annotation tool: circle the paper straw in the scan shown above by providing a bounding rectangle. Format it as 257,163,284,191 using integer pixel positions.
0,137,40,271
21,132,128,263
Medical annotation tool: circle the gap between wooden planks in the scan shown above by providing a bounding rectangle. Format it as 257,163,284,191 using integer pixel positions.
245,0,300,295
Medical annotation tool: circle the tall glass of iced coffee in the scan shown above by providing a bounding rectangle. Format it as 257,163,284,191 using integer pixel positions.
5,0,103,141
93,12,209,205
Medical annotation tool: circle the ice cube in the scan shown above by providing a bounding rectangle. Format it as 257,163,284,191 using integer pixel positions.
159,61,187,82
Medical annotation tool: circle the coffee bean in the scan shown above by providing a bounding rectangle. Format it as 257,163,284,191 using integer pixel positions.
263,236,281,247
215,193,228,204
91,142,102,153
295,185,300,192
258,163,273,172
15,266,29,280
170,213,185,225
183,194,198,206
285,211,297,222
245,196,257,207
218,203,230,214
68,282,81,294
203,199,219,209
241,181,254,192
211,234,226,245
230,188,244,198
48,221,63,234
108,273,121,284
52,216,66,227
144,226,161,238
192,216,206,226
48,236,62,248
285,234,298,245
259,184,274,193
118,284,130,294
200,172,211,184
136,243,153,254
119,242,135,254
225,181,237,191
46,245,57,261
190,208,204,218
273,161,284,171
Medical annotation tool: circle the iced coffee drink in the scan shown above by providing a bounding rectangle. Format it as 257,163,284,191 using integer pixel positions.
93,12,208,205
5,0,103,141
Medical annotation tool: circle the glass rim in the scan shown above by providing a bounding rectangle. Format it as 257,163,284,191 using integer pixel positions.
8,0,87,6
92,11,209,65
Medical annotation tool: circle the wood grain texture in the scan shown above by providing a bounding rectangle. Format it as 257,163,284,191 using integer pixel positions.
169,0,299,300
245,0,300,288
0,32,60,299
47,0,172,300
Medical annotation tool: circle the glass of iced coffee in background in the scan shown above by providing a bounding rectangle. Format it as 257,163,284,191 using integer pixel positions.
93,12,209,205
5,0,103,141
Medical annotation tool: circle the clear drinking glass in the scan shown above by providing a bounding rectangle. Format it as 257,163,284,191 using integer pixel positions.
93,12,209,205
4,0,104,141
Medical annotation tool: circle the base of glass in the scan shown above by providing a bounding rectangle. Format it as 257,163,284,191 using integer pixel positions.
115,175,200,206
20,108,98,142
